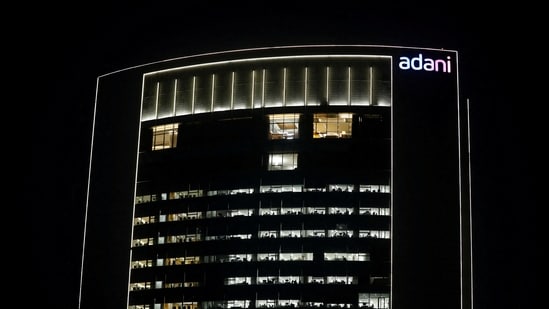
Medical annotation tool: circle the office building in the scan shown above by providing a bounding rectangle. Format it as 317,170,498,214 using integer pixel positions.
79,45,472,309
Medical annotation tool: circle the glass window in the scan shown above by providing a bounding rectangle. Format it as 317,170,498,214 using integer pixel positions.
268,113,300,140
226,300,250,309
280,230,301,238
256,300,277,308
260,184,302,193
268,153,298,171
358,293,390,309
152,123,178,150
313,113,352,139
130,282,151,291
225,277,251,285
279,252,313,261
359,185,390,193
305,229,325,237
257,253,278,261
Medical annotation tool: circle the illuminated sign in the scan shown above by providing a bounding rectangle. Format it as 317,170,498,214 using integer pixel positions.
398,54,452,73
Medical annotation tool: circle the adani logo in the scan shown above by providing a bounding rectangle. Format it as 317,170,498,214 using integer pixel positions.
399,54,452,73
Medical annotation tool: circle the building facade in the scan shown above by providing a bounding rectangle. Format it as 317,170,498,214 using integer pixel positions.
79,45,472,309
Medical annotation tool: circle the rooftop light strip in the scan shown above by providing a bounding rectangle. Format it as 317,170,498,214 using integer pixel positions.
172,79,177,116
326,66,330,102
98,45,454,78
369,67,373,106
348,66,351,105
304,67,308,106
143,54,391,77
262,69,266,108
191,76,196,114
283,67,287,107
251,70,255,109
211,74,215,111
231,71,235,110
154,82,159,118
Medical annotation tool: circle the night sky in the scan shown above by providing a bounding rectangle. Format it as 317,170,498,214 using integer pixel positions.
32,3,534,308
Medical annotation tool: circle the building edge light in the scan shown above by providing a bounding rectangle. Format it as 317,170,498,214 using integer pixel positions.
456,51,473,309
78,76,101,309
389,56,394,309
467,98,474,309
456,51,463,309
143,54,391,77
457,81,463,309
97,44,457,79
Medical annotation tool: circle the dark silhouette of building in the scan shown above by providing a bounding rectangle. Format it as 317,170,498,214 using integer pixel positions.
79,45,472,309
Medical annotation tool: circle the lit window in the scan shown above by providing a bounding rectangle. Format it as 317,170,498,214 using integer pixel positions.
129,282,151,291
152,123,179,150
268,113,300,140
358,293,390,309
268,153,298,171
313,113,352,138
225,277,252,285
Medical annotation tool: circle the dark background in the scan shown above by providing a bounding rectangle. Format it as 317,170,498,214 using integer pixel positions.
32,3,534,308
